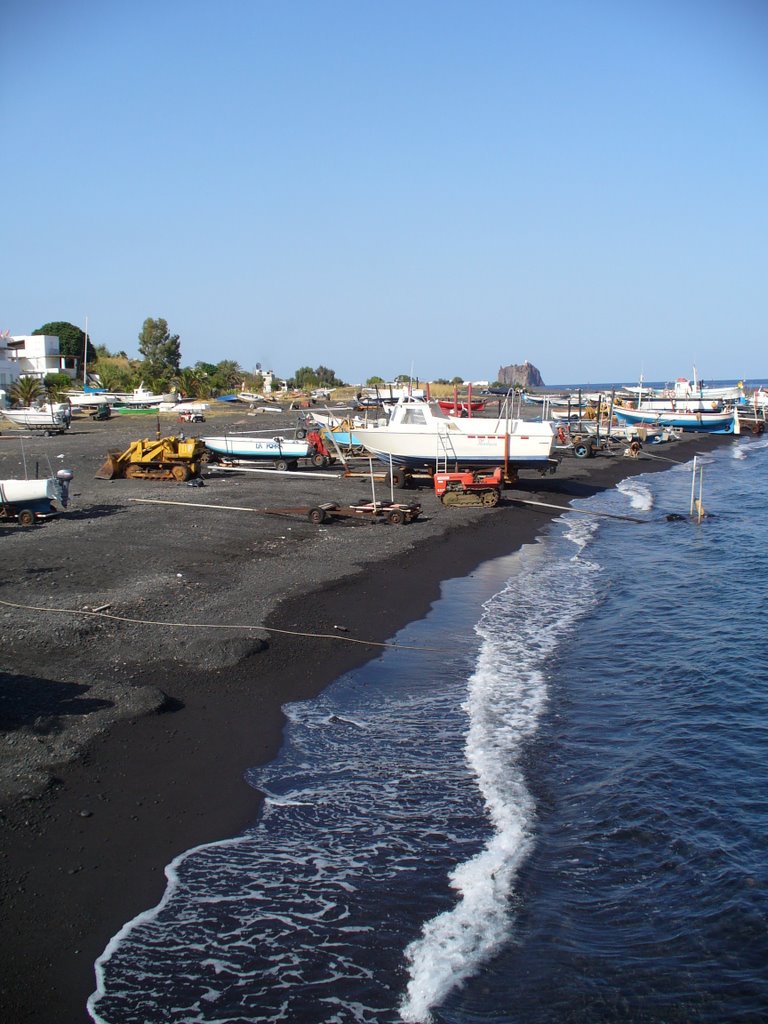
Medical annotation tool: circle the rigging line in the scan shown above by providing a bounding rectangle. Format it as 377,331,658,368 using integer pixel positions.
633,449,689,465
507,497,648,524
0,597,467,654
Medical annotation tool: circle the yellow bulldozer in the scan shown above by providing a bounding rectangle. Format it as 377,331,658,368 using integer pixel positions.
95,436,207,481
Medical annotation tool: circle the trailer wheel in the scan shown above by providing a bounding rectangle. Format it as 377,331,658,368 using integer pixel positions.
296,428,307,439
387,508,405,525
390,469,410,489
276,459,289,472
17,509,35,527
308,507,327,524
573,441,594,459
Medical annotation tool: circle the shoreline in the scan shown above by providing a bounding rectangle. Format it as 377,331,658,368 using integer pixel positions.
0,425,728,1023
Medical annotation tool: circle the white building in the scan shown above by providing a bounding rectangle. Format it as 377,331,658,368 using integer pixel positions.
0,333,18,400
6,335,77,380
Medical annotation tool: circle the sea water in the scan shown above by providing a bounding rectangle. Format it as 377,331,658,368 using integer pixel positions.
89,435,768,1024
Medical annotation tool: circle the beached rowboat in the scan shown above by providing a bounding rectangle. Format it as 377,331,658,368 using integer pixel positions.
612,406,740,434
202,434,312,466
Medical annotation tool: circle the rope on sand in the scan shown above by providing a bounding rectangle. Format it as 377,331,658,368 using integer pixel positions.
632,448,688,465
0,597,456,653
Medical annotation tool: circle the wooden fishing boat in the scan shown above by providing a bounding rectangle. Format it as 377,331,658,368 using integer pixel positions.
436,399,487,415
612,406,740,434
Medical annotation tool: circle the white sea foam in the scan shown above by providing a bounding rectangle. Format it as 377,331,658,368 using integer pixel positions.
617,477,654,511
87,833,252,1023
399,528,601,1022
733,435,768,458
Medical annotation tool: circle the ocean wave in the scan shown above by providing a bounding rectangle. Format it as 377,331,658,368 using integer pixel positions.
399,525,602,1022
617,477,654,511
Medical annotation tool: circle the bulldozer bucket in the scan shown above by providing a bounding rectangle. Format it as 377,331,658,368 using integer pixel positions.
95,453,121,480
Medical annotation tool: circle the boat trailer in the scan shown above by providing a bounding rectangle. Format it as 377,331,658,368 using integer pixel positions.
128,496,422,525
264,499,422,525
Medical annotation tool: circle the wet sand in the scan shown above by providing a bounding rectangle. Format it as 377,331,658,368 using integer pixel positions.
0,410,727,1023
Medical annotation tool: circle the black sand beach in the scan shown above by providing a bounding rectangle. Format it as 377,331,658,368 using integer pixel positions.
0,408,727,1023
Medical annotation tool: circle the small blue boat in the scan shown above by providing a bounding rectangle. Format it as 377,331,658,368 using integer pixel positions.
613,406,740,434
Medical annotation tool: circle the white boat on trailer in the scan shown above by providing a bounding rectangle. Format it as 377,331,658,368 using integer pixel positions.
201,433,312,470
0,469,73,525
1,405,70,432
352,397,558,479
112,384,178,408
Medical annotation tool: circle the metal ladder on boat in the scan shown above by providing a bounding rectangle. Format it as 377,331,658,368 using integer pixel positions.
435,427,458,473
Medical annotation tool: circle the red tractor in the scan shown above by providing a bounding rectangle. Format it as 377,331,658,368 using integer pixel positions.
433,466,503,507
306,430,337,468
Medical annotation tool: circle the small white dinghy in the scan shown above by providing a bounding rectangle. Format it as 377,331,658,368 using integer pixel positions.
0,470,73,525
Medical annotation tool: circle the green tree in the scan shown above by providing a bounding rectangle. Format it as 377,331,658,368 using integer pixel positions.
293,365,345,389
193,361,218,377
138,318,181,378
44,372,73,401
293,366,319,389
215,359,244,389
366,375,385,386
33,321,97,364
174,367,204,399
451,376,464,386
94,362,133,391
10,376,44,407
315,365,344,386
95,342,128,359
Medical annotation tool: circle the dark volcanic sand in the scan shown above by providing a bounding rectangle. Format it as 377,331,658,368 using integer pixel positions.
0,408,728,1023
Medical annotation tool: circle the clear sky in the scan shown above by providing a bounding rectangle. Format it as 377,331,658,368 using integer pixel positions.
1,0,766,386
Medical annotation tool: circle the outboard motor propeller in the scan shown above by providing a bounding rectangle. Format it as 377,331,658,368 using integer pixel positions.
56,468,74,508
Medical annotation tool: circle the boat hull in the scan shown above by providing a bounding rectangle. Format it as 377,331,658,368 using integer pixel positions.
0,479,59,503
353,425,556,469
613,408,739,434
2,408,68,428
201,436,312,460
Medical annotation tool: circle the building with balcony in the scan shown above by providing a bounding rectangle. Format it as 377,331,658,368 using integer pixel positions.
7,335,78,380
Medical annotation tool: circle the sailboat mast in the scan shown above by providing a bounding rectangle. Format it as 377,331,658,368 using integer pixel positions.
83,316,88,387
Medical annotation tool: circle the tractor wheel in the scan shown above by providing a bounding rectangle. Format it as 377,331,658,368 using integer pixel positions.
387,508,405,525
311,453,329,468
172,464,191,481
308,507,327,525
17,509,35,527
124,464,143,478
276,459,289,472
481,489,500,507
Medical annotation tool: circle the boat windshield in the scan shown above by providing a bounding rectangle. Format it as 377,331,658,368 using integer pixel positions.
400,407,427,425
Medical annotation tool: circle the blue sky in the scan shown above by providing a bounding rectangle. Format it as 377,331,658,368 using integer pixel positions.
1,0,765,386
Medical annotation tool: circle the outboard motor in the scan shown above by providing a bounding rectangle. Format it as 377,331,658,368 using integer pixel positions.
56,468,74,508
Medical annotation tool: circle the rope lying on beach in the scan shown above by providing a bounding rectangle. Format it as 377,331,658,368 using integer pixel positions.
634,449,688,465
0,597,457,653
